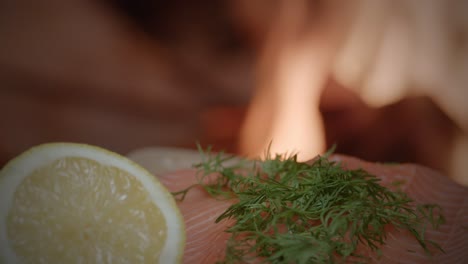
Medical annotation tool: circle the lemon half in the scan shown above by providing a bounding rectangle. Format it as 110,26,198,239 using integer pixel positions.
0,143,185,263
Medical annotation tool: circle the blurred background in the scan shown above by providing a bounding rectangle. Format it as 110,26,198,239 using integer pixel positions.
1,0,467,184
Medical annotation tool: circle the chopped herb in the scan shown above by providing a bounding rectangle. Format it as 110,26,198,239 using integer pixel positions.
174,146,445,263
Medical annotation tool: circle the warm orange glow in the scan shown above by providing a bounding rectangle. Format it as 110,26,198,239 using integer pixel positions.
259,46,327,161
240,42,330,161
239,0,347,162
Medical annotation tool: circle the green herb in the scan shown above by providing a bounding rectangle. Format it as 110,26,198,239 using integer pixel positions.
174,146,445,263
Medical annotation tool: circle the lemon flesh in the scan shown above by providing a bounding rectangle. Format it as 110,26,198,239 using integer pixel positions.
0,143,185,263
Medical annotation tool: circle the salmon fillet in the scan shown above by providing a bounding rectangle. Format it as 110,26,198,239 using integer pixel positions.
131,151,468,263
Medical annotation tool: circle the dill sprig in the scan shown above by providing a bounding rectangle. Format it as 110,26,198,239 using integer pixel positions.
174,147,445,263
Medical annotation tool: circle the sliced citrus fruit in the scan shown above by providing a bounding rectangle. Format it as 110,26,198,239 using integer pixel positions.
0,143,185,263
